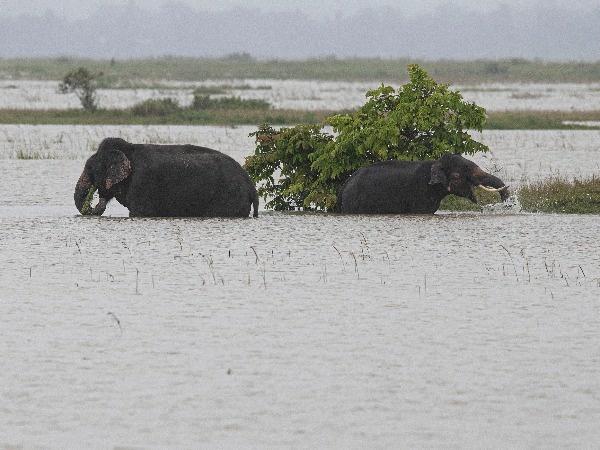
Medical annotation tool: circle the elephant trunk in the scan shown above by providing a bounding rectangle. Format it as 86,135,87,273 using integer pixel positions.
74,170,106,215
472,170,510,201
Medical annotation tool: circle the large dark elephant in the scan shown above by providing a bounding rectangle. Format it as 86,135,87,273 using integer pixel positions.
337,154,509,214
74,138,259,217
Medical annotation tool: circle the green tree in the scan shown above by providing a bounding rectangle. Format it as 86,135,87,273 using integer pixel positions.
247,124,334,210
245,64,489,211
58,67,101,111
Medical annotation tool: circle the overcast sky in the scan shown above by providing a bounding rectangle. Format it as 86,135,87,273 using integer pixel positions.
2,0,599,18
1,0,599,59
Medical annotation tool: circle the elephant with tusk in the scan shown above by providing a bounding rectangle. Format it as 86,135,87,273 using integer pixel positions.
75,138,259,217
337,153,509,214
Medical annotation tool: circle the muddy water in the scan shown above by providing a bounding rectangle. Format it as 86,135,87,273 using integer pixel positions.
1,157,600,447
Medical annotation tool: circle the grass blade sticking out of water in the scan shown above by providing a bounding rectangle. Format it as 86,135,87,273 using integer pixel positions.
107,312,123,335
15,148,57,159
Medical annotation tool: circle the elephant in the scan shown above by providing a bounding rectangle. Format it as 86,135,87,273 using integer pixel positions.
337,154,509,214
74,138,259,217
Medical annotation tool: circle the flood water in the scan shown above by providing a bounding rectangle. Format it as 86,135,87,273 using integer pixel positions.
3,79,600,112
1,129,600,447
2,124,600,183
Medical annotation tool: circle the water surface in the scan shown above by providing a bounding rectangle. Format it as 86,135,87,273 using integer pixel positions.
3,79,600,111
1,160,599,448
3,125,600,185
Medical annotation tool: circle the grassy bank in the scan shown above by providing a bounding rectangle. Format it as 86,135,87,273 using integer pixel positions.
0,108,333,126
1,108,600,128
3,57,600,83
485,111,600,130
440,177,600,214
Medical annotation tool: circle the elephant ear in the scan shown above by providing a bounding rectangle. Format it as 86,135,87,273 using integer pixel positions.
429,161,447,186
105,150,131,190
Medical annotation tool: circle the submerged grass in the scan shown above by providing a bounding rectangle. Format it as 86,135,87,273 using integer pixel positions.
441,177,600,214
15,148,58,159
518,176,600,214
439,189,503,212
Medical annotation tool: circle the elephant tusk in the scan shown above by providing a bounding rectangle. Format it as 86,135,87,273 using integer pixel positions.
477,184,508,192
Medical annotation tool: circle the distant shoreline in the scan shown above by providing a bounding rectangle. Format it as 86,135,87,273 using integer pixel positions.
2,57,600,83
0,108,599,130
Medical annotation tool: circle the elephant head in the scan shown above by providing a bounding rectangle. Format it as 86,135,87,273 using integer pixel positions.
74,138,132,215
429,154,509,203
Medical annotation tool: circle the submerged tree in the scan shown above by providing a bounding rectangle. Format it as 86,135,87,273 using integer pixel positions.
58,67,102,111
245,64,489,211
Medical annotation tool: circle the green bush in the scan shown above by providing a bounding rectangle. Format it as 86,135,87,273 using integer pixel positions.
245,64,488,211
191,94,212,110
131,98,181,116
191,91,270,110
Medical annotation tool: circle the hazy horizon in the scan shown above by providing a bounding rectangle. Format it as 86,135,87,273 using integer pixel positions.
2,0,600,18
1,1,599,60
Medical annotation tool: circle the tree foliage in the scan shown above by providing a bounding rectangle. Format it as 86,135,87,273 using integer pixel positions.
247,124,334,210
244,65,489,211
58,67,101,111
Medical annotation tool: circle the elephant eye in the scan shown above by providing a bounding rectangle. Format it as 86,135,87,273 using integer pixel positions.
451,173,461,179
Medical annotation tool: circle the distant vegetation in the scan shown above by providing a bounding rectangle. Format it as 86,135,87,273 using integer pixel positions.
1,108,600,129
58,67,101,111
190,84,272,95
190,91,270,110
0,107,330,126
485,111,600,130
131,98,182,116
3,57,600,83
129,93,272,118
